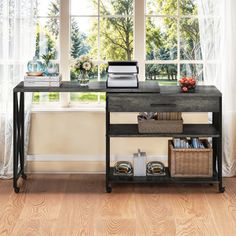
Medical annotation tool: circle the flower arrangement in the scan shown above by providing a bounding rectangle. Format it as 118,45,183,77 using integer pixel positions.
179,77,196,93
73,55,94,86
73,55,93,74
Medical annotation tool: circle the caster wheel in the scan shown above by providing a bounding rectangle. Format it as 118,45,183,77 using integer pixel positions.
21,173,27,180
14,187,20,193
106,186,112,193
219,186,225,193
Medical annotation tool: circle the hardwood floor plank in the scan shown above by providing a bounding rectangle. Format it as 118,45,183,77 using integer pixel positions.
167,184,220,236
204,178,236,236
0,180,26,236
19,174,69,220
98,185,136,219
52,174,103,236
0,176,235,236
95,218,136,236
134,185,176,236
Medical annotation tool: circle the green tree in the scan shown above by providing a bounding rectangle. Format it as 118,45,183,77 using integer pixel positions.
145,0,200,80
89,0,133,61
45,0,89,60
70,19,90,59
35,23,57,59
46,0,60,38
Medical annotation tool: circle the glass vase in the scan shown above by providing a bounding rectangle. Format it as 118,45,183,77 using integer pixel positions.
27,56,45,76
46,61,59,76
78,71,89,86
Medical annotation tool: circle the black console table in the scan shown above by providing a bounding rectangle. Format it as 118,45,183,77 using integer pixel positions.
13,81,224,193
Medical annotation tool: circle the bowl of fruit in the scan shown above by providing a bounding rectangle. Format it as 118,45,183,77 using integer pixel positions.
178,77,197,93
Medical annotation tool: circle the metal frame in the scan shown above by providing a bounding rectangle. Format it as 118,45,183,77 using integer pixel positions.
105,93,225,193
13,92,27,193
13,81,224,194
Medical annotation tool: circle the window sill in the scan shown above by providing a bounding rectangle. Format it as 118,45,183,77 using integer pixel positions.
31,104,106,113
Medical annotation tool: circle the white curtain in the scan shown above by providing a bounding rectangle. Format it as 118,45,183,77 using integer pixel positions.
0,0,36,178
198,0,236,176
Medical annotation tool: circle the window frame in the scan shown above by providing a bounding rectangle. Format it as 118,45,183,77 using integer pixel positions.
33,0,204,109
145,0,204,83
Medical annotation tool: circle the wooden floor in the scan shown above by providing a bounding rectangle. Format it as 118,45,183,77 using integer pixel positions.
0,175,236,236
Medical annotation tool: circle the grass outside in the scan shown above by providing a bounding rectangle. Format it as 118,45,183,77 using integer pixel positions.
71,93,106,102
33,92,59,103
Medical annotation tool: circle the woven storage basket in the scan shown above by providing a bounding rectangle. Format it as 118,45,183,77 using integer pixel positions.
138,118,183,133
168,140,213,177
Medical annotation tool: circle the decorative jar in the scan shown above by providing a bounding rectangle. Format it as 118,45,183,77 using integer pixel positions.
27,56,45,76
46,61,59,76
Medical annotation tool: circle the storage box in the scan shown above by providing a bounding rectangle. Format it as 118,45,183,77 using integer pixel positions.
168,140,213,177
138,118,183,133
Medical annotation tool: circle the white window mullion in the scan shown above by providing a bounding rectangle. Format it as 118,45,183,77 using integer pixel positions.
98,0,101,103
60,0,70,107
134,0,145,81
177,0,181,80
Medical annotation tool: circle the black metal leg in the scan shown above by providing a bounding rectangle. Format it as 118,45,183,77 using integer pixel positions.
13,91,26,193
212,112,219,177
19,92,26,180
212,138,217,174
218,97,225,193
13,92,20,193
106,95,112,193
217,137,224,193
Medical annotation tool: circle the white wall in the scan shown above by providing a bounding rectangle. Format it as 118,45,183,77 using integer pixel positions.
27,112,208,173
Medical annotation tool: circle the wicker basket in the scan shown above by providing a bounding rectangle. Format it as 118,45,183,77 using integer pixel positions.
168,140,213,177
138,118,183,133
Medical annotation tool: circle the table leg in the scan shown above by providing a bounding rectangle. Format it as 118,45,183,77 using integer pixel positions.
13,91,26,193
13,92,20,193
218,97,225,193
106,95,112,193
20,92,26,180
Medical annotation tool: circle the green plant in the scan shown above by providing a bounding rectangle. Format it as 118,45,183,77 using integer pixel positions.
42,52,54,66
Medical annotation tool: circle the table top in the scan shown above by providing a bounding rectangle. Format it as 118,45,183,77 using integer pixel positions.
13,81,221,96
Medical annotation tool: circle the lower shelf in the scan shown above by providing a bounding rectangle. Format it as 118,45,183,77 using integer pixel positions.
109,167,219,184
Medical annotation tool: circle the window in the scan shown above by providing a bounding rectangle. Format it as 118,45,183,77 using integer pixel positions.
33,0,60,103
32,0,202,105
70,0,134,103
145,0,203,85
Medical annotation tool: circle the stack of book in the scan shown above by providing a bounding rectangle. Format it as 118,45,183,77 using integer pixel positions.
156,112,182,120
24,74,62,87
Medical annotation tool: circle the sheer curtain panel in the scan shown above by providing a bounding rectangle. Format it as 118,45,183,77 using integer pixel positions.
0,0,36,178
198,0,236,176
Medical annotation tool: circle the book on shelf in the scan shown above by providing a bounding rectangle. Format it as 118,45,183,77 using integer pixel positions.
23,81,62,87
24,74,62,82
172,137,205,149
157,112,182,120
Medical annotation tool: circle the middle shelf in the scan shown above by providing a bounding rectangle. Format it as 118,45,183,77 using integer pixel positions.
108,124,220,137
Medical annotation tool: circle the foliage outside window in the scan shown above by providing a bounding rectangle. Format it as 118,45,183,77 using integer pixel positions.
146,0,203,85
33,0,60,103
69,0,134,103
33,0,203,104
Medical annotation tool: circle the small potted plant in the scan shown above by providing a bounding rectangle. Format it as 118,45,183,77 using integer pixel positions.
73,55,93,86
178,77,197,93
42,52,58,76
